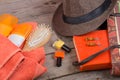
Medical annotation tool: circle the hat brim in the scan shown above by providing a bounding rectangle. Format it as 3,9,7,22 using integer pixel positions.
52,0,117,36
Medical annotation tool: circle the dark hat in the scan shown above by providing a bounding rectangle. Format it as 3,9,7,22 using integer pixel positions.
52,0,117,36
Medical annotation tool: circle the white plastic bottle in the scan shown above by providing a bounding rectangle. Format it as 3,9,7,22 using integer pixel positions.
8,23,32,47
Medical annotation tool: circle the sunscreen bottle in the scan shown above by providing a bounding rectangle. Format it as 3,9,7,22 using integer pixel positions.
8,23,32,47
0,14,18,37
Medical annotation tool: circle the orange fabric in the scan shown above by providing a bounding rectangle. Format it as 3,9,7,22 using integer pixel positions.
0,34,46,80
0,34,20,68
0,52,24,80
22,47,45,64
54,50,65,59
73,30,111,71
9,58,46,80
9,48,46,80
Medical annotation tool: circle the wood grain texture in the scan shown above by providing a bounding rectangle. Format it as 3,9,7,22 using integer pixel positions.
36,49,79,80
0,0,60,22
0,0,74,54
0,0,120,80
54,70,120,80
36,49,120,80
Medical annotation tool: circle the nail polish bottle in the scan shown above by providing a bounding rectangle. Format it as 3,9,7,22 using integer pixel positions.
54,50,65,67
53,39,71,53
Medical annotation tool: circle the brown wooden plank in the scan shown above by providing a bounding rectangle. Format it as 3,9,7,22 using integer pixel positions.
44,31,74,54
0,0,61,22
1,1,119,80
36,49,120,80
0,0,55,21
44,31,58,54
54,70,120,80
33,13,74,54
0,0,74,54
36,49,79,80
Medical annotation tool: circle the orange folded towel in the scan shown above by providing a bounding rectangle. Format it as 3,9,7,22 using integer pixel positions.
0,34,20,68
0,52,24,80
0,33,46,80
22,47,45,64
9,47,46,80
9,57,46,80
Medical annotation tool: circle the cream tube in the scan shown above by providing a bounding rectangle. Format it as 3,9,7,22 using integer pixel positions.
8,23,32,47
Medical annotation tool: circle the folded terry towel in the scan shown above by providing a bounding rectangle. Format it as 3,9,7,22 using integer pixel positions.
0,33,46,80
0,34,20,68
0,34,24,80
22,47,45,64
9,47,46,80
0,52,24,80
9,57,46,80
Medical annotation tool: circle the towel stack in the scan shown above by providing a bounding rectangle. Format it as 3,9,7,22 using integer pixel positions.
0,34,46,80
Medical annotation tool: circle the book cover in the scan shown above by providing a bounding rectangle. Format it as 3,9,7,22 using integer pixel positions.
73,30,111,71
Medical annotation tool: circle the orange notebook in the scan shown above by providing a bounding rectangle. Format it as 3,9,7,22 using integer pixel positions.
73,30,111,71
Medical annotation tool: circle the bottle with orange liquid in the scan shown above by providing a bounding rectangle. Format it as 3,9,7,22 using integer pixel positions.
8,23,32,47
0,14,18,37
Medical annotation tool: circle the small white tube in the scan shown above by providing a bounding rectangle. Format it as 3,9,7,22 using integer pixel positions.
8,34,25,47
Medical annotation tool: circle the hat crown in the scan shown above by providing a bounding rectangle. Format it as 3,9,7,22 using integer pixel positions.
63,0,105,17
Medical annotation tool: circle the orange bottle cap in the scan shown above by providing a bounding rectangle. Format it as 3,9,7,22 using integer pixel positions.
11,23,32,38
0,23,13,37
54,50,65,59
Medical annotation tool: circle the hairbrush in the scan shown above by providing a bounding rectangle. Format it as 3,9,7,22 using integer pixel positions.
23,24,52,51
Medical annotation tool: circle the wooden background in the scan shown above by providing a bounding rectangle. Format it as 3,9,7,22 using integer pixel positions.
0,0,120,80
